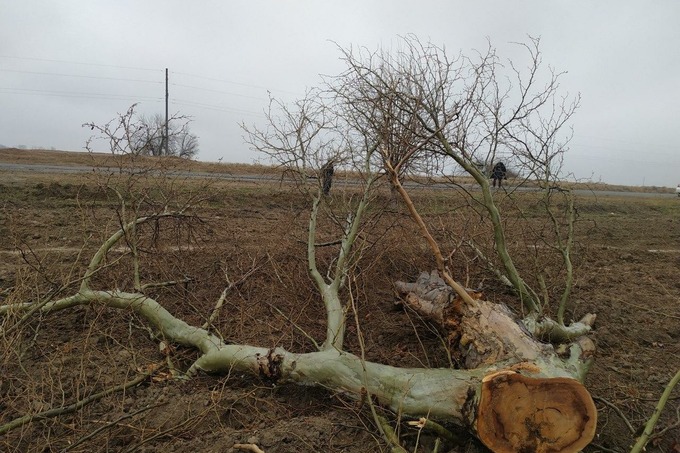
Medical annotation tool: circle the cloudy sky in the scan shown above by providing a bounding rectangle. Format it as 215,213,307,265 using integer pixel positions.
1,1,678,186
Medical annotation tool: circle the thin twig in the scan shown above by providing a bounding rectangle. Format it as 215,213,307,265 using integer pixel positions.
617,298,680,320
1,245,94,335
593,397,635,434
630,368,680,453
263,300,320,350
464,239,513,288
375,413,408,453
1,289,58,336
141,277,193,292
349,276,407,453
648,404,680,441
0,370,154,435
296,238,343,247
589,442,623,453
202,260,261,330
407,417,460,443
121,406,206,453
61,403,166,452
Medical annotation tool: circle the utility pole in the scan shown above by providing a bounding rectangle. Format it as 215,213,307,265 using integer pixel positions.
164,68,169,156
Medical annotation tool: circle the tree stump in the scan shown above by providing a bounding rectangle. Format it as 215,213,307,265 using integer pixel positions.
477,371,597,453
395,271,597,452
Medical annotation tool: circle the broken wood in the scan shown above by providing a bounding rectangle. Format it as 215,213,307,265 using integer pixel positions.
477,371,596,453
395,270,597,452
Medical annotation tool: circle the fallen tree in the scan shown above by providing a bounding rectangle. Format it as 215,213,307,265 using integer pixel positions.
244,34,598,451
1,228,596,452
2,36,598,452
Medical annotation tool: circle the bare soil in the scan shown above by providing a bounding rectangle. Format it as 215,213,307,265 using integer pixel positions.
0,158,679,452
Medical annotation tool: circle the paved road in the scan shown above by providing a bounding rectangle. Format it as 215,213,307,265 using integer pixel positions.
0,161,280,183
0,161,675,199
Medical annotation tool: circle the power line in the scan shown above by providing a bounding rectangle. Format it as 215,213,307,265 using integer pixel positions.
171,82,267,101
0,57,290,106
0,55,299,100
0,68,162,84
171,98,265,117
1,55,298,95
171,70,301,96
0,87,162,103
171,98,264,116
0,55,160,73
0,78,264,116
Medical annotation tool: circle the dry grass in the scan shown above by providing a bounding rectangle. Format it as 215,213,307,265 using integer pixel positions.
0,148,279,176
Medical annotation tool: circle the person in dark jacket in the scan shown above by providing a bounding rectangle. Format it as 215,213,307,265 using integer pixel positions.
321,160,334,196
491,162,507,188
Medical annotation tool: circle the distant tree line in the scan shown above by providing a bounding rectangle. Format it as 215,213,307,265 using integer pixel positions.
83,105,200,160
133,113,199,159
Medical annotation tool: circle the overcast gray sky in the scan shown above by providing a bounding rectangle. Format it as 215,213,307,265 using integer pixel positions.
1,1,679,186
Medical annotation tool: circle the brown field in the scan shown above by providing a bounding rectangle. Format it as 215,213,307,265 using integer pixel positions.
0,150,679,452
0,147,280,176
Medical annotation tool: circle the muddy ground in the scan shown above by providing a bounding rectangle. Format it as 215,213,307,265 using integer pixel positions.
0,167,679,452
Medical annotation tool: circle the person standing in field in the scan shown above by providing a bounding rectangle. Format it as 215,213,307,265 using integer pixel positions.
491,162,507,188
321,160,334,196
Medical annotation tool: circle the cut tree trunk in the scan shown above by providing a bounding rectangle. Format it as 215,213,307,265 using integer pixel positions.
395,271,597,452
477,371,597,453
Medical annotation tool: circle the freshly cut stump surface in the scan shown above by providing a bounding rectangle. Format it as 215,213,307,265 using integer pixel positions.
477,371,597,453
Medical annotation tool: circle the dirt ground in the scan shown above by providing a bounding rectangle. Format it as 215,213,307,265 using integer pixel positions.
0,160,679,452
